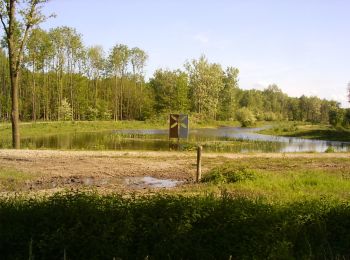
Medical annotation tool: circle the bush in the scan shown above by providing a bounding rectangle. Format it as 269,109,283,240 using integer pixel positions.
86,106,99,121
264,112,278,121
325,146,335,153
58,98,72,121
202,165,258,184
0,192,350,259
236,107,256,127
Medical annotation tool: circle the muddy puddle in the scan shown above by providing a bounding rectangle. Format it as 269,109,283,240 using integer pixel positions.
3,175,184,192
125,176,183,189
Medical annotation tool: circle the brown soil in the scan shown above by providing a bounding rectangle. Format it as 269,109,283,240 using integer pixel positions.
0,149,349,194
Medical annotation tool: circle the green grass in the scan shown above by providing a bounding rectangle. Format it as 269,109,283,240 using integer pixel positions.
260,121,350,142
180,157,350,203
0,167,41,191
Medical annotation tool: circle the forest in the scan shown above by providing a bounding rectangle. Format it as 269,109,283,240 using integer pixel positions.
0,26,348,127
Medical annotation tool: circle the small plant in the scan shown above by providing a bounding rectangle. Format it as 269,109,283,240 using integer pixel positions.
202,164,258,184
325,146,335,153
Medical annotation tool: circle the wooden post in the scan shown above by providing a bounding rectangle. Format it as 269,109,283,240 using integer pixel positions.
196,146,202,182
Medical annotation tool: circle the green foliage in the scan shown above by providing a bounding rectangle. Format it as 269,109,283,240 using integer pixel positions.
329,106,344,127
261,122,350,142
342,108,350,127
217,67,239,120
236,107,256,127
185,55,226,120
149,69,189,113
86,106,99,121
202,165,258,184
58,98,72,121
263,111,279,121
0,24,347,128
0,192,350,259
325,146,335,153
0,28,346,127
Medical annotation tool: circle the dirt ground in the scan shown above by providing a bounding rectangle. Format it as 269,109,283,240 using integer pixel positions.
0,149,349,194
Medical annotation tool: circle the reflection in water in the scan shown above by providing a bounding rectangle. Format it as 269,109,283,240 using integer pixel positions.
9,126,350,153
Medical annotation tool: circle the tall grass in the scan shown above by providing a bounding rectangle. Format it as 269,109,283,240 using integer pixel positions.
197,160,350,202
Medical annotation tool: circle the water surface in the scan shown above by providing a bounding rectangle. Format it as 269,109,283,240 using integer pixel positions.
9,126,350,152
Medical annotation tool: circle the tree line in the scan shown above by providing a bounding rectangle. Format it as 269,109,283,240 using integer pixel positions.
0,26,348,127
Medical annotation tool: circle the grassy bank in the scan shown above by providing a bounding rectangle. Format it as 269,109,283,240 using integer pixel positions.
0,121,165,140
0,120,240,140
260,121,350,142
1,192,349,259
175,156,350,202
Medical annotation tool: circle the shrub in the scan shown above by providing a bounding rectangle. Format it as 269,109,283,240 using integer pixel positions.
264,112,278,121
202,164,258,184
58,98,72,121
236,107,256,127
325,146,335,153
86,106,99,121
0,193,349,258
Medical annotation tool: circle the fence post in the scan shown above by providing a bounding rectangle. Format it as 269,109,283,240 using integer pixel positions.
196,146,202,182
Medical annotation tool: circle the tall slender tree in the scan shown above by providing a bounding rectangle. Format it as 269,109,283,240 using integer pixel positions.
87,45,105,107
130,47,147,117
0,0,50,148
108,44,129,120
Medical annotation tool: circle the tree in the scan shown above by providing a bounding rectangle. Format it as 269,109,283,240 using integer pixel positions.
185,55,224,120
0,0,50,148
25,28,49,121
108,44,129,120
218,66,239,120
130,47,147,117
0,48,9,121
86,45,105,107
329,106,343,127
149,69,189,113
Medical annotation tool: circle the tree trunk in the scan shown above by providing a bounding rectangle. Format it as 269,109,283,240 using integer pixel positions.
32,63,36,121
114,75,118,121
10,72,20,148
120,76,123,121
94,78,98,107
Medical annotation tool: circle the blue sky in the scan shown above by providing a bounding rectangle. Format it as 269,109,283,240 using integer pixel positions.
42,0,350,107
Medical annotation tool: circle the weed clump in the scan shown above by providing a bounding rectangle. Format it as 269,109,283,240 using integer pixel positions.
325,146,335,153
202,164,258,184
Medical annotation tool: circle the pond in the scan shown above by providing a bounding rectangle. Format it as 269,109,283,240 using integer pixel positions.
10,126,350,153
